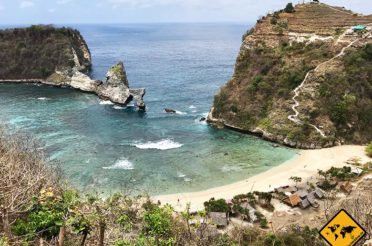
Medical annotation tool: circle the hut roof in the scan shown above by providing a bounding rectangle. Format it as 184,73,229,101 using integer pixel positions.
275,186,297,194
352,25,367,30
296,190,309,199
340,182,353,194
314,188,324,199
283,194,302,207
351,167,363,176
209,212,228,227
300,199,311,209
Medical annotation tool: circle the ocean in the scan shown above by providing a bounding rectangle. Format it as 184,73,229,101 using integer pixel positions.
0,23,297,195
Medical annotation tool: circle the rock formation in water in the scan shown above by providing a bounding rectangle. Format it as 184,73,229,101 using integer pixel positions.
209,3,372,149
0,25,145,109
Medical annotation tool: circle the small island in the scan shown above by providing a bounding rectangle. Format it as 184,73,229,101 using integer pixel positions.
0,25,145,110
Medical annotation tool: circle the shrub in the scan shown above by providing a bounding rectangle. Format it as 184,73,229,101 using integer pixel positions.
366,142,372,157
204,198,229,213
284,3,295,13
143,206,173,239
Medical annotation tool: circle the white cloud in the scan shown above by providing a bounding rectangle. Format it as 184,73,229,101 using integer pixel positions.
48,8,56,13
20,1,35,8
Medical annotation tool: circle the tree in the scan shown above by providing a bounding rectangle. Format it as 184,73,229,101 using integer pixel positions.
289,176,302,189
284,3,295,13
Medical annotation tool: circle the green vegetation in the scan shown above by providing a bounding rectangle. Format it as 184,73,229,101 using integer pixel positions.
284,3,295,13
0,25,91,79
212,6,372,147
366,142,372,158
204,198,230,213
289,176,302,189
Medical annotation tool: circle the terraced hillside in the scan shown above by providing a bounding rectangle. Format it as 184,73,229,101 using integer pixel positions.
209,3,372,149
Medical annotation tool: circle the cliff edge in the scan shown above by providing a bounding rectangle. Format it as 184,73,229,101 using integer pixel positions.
209,3,372,149
0,25,145,109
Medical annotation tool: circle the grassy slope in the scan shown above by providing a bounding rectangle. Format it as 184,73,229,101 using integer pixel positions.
212,4,372,147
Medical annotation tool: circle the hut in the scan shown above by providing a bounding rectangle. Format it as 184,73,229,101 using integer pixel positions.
340,182,353,194
209,212,228,228
275,186,297,194
283,194,302,207
300,198,311,209
296,190,309,200
351,167,363,176
309,188,324,199
352,25,367,31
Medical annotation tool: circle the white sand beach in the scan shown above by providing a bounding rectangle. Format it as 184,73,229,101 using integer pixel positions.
153,145,371,212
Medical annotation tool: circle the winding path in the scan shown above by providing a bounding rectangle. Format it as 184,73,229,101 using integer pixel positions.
287,29,361,138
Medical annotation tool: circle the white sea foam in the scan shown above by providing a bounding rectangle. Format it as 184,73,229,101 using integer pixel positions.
175,111,187,115
133,139,183,150
37,97,49,100
183,177,192,182
189,105,197,109
177,172,186,178
103,158,134,170
100,100,114,105
113,105,125,110
221,165,242,173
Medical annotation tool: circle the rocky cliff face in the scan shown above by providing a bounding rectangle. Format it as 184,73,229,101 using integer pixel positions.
0,25,145,109
209,3,372,149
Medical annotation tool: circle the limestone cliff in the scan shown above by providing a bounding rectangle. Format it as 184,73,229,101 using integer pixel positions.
209,3,372,149
0,25,145,109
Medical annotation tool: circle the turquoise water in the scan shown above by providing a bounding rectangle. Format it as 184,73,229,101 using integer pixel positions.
0,24,297,195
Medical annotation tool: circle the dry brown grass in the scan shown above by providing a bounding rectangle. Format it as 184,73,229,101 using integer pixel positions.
0,126,60,239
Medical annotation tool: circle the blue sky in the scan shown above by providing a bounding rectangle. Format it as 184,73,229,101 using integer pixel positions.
0,0,370,24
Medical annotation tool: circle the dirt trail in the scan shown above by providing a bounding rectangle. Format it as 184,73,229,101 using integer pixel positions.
287,27,363,138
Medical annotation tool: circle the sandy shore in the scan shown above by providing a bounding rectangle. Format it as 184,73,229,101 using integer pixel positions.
153,145,370,212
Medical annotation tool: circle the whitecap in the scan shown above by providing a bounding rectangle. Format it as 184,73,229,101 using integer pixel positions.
100,100,114,105
189,105,197,109
113,105,125,110
177,172,186,178
191,110,197,113
184,177,192,182
133,139,183,150
175,111,187,115
103,158,134,170
37,97,49,100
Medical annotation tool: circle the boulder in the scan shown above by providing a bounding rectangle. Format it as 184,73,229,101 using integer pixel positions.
164,108,177,113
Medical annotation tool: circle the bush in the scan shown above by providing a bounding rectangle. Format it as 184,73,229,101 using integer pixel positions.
366,142,372,157
284,3,295,13
204,198,229,213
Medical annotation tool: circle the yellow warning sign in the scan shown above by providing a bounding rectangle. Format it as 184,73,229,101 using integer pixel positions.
320,209,366,246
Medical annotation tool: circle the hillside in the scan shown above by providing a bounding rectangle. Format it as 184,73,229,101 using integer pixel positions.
209,3,372,149
0,25,91,79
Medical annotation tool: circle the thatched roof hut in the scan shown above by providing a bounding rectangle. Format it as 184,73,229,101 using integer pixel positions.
283,194,302,207
209,212,228,228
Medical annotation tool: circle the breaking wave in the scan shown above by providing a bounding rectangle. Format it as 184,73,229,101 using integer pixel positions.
133,139,183,150
103,158,134,170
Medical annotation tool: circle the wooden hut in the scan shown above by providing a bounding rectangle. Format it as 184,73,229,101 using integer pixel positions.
283,194,302,207
209,212,228,228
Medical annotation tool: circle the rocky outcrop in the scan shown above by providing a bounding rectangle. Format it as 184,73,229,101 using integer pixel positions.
0,25,145,109
46,62,145,109
209,3,372,149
